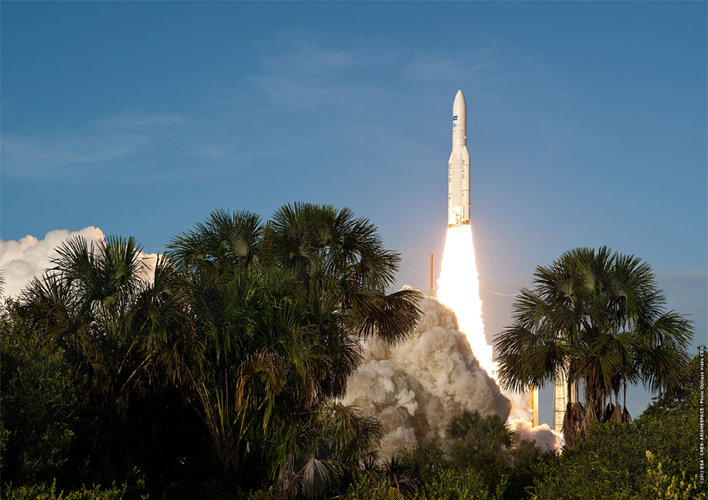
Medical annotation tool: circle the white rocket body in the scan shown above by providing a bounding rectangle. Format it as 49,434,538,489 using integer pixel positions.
448,90,471,227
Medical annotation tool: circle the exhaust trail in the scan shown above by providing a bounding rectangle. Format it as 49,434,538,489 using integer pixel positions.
436,225,494,378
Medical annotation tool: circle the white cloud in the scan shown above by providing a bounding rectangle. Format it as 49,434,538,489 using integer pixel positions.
0,227,157,298
0,227,105,297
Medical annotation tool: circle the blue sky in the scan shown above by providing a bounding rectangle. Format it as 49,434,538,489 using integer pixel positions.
2,1,706,423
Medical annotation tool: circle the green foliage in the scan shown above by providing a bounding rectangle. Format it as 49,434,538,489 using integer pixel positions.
6,216,698,500
634,401,700,480
447,411,515,490
634,352,703,480
448,411,516,449
388,413,555,500
531,358,704,500
164,205,419,492
414,469,499,500
2,236,205,487
531,423,645,499
0,304,81,485
642,451,706,500
532,438,707,500
245,486,286,500
495,246,693,446
341,472,405,500
1,477,148,500
505,441,556,500
1,204,420,497
342,468,500,500
396,443,450,485
445,412,558,500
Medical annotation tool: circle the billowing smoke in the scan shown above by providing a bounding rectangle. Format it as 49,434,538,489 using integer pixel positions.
508,419,562,452
504,391,564,452
343,293,511,459
343,292,563,458
0,227,157,298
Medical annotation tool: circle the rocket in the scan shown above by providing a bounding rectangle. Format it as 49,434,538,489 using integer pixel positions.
448,90,471,227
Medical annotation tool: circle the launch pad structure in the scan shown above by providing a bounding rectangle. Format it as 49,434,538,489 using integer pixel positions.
553,369,577,434
553,371,568,433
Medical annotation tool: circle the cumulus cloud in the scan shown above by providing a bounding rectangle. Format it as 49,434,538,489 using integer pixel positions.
0,227,105,297
343,294,511,460
0,227,157,298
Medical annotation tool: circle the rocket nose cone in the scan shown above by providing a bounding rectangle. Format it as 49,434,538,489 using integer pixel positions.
453,90,466,112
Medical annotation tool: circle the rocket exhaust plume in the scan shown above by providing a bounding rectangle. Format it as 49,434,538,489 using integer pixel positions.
437,225,494,377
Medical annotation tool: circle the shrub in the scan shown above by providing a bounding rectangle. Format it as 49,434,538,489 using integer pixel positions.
2,480,129,500
415,469,500,499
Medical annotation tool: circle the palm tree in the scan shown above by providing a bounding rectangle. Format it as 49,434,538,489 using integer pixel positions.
494,247,692,445
21,236,153,401
270,403,382,498
17,235,181,474
260,203,421,346
8,205,418,492
165,205,421,488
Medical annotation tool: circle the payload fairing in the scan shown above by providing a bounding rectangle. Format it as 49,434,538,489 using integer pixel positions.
448,90,471,227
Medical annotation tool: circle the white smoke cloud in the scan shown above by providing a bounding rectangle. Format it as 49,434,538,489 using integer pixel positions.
0,227,157,298
503,390,564,453
343,293,511,460
508,419,563,452
343,292,564,459
505,390,533,422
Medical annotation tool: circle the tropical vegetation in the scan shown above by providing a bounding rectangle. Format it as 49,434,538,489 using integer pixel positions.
494,246,694,445
1,213,703,499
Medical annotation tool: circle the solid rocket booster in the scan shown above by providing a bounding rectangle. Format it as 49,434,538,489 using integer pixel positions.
448,89,471,227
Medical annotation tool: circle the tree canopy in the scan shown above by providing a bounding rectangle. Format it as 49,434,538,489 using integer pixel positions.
1,204,422,497
494,246,693,445
2,225,701,499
